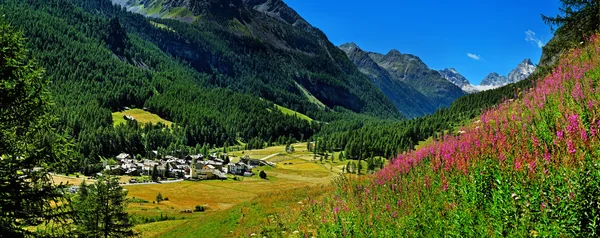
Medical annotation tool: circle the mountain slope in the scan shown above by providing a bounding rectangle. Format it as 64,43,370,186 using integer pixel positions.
339,43,436,118
109,0,402,118
367,50,467,109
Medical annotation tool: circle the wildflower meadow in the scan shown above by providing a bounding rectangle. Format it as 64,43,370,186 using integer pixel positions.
268,35,600,237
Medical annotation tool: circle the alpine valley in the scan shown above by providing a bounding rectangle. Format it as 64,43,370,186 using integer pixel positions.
1,0,597,237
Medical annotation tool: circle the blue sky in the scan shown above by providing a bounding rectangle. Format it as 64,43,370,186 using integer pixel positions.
286,0,561,85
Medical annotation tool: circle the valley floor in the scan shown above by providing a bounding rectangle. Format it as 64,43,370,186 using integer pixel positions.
52,143,351,237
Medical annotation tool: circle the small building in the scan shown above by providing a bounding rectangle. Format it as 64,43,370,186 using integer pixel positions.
116,153,130,161
240,157,262,167
124,115,135,121
228,162,250,175
186,154,203,161
198,169,215,179
165,155,178,161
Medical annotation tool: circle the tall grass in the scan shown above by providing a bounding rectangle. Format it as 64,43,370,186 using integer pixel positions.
270,35,600,237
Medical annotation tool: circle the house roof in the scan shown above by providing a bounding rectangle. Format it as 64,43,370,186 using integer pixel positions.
116,153,130,160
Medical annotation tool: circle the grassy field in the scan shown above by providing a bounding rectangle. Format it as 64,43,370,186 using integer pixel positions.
294,82,326,109
126,143,350,237
52,143,374,237
274,105,313,122
150,21,175,32
112,109,173,127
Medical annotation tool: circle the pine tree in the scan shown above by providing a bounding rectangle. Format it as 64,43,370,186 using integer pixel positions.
151,164,159,182
542,0,600,64
542,0,600,42
165,163,171,178
346,161,351,173
0,20,72,236
73,176,135,237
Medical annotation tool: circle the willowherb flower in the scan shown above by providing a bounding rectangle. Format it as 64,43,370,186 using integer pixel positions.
567,140,576,154
567,114,580,134
572,82,584,101
557,130,565,140
515,159,522,170
580,128,588,142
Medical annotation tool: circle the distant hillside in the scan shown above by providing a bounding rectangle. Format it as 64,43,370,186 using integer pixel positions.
339,43,437,118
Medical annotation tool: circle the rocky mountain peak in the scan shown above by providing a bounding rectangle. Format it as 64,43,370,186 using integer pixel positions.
438,68,469,87
508,58,536,84
339,42,361,54
480,72,509,87
438,68,479,93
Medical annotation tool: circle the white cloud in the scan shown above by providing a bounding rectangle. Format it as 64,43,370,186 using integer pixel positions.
467,53,481,61
525,30,544,48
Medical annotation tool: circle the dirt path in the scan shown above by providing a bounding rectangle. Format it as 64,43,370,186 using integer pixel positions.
260,153,280,161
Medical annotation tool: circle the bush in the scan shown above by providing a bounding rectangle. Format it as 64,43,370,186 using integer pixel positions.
259,171,267,179
156,192,163,203
164,197,169,201
194,205,205,212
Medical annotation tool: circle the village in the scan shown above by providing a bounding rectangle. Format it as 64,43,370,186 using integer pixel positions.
108,151,276,183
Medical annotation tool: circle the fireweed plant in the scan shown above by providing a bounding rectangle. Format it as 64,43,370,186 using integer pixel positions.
270,35,600,237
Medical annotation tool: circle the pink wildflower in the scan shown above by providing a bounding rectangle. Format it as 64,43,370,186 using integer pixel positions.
567,114,580,134
557,130,564,140
567,140,576,154
572,82,584,101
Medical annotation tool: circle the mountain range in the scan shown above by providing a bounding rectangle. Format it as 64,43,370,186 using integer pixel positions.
439,59,537,93
339,43,466,117
107,0,535,118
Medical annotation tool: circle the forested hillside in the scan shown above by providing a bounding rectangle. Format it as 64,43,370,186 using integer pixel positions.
0,0,324,171
107,0,402,119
